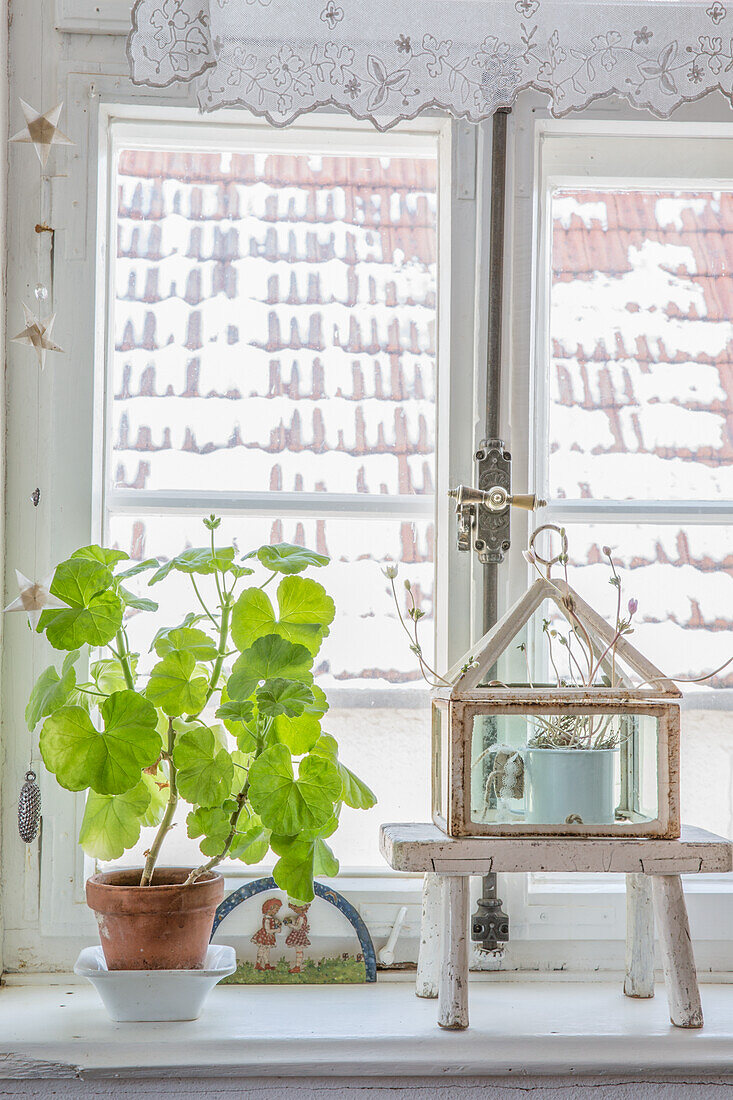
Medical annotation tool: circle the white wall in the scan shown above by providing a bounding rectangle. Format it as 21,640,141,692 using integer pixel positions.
0,0,9,983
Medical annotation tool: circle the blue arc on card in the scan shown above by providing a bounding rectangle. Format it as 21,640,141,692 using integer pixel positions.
210,876,377,982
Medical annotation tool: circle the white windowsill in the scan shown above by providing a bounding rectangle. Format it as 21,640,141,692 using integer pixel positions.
3,976,733,1080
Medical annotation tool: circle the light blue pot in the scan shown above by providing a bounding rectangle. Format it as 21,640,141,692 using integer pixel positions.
523,747,617,825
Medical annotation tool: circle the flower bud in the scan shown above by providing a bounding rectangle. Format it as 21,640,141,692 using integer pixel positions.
628,598,638,615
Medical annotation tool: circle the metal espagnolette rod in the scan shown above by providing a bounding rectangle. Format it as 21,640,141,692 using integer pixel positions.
448,439,547,565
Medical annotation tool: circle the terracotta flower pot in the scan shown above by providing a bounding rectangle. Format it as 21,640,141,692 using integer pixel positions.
86,868,225,971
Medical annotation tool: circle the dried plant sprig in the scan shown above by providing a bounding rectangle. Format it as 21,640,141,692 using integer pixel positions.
387,531,733,752
383,565,449,688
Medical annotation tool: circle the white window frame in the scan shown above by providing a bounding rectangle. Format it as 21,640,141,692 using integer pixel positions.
11,8,732,971
2,81,485,968
497,90,733,966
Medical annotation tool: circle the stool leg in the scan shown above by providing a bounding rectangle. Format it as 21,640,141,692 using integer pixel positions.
416,872,443,998
651,874,703,1029
438,875,469,1030
624,872,655,998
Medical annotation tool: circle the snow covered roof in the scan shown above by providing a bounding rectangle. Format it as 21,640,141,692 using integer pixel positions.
110,147,438,690
549,189,733,689
108,158,732,692
112,150,436,499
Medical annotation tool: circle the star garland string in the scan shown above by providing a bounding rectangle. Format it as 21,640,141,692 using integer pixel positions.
7,100,75,841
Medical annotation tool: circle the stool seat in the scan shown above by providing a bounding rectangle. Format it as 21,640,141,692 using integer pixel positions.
379,822,733,1032
380,822,733,874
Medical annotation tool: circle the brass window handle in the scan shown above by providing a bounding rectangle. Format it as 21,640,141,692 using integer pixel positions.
448,439,547,563
448,485,546,514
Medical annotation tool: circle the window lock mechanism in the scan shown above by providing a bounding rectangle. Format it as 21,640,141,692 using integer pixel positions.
448,439,546,564
471,872,510,953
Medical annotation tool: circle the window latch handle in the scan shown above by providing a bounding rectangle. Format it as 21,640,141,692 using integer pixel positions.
448,439,546,564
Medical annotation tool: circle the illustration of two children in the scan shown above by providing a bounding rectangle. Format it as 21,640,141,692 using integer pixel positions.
252,898,310,973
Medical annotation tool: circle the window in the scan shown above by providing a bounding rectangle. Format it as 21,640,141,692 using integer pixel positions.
2,97,479,963
498,101,733,958
535,124,733,841
11,70,732,973
96,115,455,874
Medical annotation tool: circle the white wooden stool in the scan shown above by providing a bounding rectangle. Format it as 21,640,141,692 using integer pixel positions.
380,823,732,1031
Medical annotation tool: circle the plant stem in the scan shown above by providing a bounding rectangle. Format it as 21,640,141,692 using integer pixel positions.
115,630,135,690
205,596,232,705
210,528,225,609
259,571,278,590
190,575,218,627
140,719,178,886
607,551,623,688
183,729,263,886
182,790,247,887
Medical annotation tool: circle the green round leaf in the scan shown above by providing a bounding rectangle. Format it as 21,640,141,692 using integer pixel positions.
304,684,329,717
71,545,129,568
173,726,234,807
235,721,259,753
215,698,255,725
148,546,236,585
270,834,339,903
230,588,277,651
338,763,377,810
146,651,208,717
228,563,256,579
252,543,329,575
230,826,271,864
228,635,313,700
187,805,232,857
140,770,169,827
119,586,159,612
90,657,138,695
153,626,218,662
79,780,151,861
256,678,314,719
311,732,338,761
25,650,79,730
314,837,340,878
311,733,377,809
39,558,123,650
272,711,322,755
230,579,334,658
40,690,161,795
115,558,159,581
274,576,335,655
248,744,341,835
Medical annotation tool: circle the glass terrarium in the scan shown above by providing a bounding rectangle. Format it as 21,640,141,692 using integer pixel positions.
432,575,681,838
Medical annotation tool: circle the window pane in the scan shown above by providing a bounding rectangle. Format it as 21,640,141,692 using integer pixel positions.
558,524,733,837
106,512,433,868
112,146,437,496
548,189,733,502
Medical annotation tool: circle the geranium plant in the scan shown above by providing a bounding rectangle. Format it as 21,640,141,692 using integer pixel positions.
28,517,375,901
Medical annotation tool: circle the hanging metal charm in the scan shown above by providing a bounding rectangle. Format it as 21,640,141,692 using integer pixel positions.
18,770,41,843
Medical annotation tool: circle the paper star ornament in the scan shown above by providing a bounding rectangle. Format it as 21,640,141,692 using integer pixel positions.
10,100,74,168
12,304,63,368
4,570,66,628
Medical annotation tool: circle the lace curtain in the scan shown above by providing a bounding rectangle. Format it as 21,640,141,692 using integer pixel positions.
128,0,733,127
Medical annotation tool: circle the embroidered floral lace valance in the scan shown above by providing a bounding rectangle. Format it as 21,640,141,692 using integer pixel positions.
128,0,733,127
